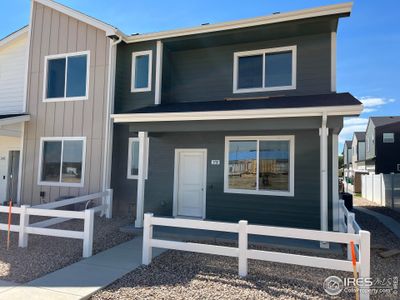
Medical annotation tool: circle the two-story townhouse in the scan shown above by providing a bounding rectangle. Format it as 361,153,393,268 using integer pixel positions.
109,2,362,232
365,116,400,174
0,26,30,204
19,0,121,205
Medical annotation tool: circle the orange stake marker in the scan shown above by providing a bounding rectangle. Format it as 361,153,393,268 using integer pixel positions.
7,201,12,250
350,241,359,300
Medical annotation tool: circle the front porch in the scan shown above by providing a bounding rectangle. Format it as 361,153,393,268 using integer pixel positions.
110,115,342,231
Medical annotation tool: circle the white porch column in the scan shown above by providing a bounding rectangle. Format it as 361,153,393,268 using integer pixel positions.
135,131,148,228
320,114,329,246
332,133,339,231
154,40,163,105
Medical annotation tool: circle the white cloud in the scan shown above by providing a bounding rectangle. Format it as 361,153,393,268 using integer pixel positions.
339,117,369,145
358,96,396,113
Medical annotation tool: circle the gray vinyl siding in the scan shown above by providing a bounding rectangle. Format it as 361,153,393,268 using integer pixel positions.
114,32,332,113
21,2,110,204
365,121,375,160
111,120,335,229
114,41,157,113
163,33,331,104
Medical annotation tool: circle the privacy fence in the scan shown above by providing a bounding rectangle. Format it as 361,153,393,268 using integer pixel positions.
361,173,400,210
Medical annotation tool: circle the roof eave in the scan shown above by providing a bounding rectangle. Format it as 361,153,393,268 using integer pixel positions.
124,2,353,43
111,104,362,123
0,26,29,49
0,114,30,126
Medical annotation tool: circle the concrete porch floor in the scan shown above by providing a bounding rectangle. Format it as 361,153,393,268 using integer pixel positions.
120,223,344,254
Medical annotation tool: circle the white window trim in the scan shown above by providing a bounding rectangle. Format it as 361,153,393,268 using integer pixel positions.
131,50,153,93
224,135,295,197
383,132,395,143
127,137,149,179
233,45,297,94
43,50,90,102
38,137,87,187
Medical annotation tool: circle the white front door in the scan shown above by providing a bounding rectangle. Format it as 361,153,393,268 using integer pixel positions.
174,149,207,218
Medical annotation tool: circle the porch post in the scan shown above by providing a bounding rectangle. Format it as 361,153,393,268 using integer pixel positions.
320,114,329,247
332,133,339,231
135,131,148,228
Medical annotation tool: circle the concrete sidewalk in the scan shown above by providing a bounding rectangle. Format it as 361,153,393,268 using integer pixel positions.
354,206,400,239
0,237,163,300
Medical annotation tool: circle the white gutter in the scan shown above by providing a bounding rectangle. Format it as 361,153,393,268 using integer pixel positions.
320,113,329,247
125,2,352,43
111,104,363,123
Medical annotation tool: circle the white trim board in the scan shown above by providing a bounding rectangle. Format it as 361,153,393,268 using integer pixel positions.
37,136,87,188
173,149,207,219
224,135,295,197
127,137,149,180
112,105,363,123
124,2,352,43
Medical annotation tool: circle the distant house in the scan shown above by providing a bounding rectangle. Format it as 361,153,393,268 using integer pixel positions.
350,132,367,193
365,116,400,174
342,140,352,190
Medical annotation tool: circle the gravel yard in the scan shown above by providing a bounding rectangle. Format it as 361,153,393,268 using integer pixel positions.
92,207,400,300
0,215,133,283
354,196,400,222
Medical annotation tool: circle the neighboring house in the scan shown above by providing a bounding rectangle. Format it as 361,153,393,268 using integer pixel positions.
0,26,30,204
342,140,352,190
350,131,367,193
17,0,363,232
365,116,400,174
19,0,120,205
110,2,362,231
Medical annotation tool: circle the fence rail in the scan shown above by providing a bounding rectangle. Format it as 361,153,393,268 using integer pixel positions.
0,189,113,257
142,213,371,300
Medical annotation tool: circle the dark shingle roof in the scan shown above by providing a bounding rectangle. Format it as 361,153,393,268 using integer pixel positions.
370,116,400,128
0,113,27,120
345,140,352,148
354,132,365,141
124,93,361,114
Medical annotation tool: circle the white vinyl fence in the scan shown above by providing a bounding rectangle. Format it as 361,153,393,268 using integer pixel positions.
142,213,371,300
0,189,113,257
361,173,400,209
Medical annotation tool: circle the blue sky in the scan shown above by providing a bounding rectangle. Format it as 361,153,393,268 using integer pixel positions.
1,0,399,152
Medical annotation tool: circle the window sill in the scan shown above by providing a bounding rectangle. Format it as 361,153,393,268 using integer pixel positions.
233,85,296,94
224,188,294,197
131,88,152,93
38,181,84,188
43,96,88,102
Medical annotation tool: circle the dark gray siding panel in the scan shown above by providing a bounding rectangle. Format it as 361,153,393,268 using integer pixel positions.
114,41,157,113
375,125,400,174
162,33,331,104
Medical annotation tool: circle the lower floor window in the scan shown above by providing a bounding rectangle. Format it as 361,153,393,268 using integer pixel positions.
39,137,86,186
127,137,149,179
224,136,294,196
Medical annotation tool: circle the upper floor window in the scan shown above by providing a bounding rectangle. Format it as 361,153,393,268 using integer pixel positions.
38,137,86,187
233,46,296,93
44,51,90,102
131,50,152,92
383,133,395,143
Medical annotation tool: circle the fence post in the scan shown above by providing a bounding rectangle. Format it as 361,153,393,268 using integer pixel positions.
18,205,30,248
339,200,345,232
347,212,355,260
105,189,113,219
83,209,95,258
238,220,248,277
142,213,153,265
359,230,371,300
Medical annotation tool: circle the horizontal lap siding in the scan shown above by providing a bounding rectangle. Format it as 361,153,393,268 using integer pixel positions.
21,2,109,205
163,33,331,104
111,127,323,229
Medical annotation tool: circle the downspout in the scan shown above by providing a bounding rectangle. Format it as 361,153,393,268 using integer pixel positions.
320,112,329,247
102,35,122,194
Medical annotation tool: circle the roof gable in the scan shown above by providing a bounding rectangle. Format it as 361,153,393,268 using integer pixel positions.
0,26,28,50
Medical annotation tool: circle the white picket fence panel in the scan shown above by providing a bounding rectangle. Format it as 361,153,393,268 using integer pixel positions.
0,189,113,257
142,213,371,300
